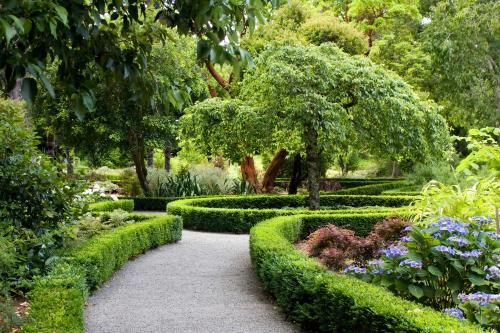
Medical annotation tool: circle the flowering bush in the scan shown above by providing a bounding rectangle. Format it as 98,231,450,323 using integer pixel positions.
345,216,499,328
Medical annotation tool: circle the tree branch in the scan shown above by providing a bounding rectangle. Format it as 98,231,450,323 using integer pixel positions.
205,60,230,90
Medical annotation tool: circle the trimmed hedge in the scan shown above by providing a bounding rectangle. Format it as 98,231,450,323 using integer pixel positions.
167,194,415,233
24,215,182,333
89,199,134,212
249,215,485,333
330,180,409,195
274,177,403,190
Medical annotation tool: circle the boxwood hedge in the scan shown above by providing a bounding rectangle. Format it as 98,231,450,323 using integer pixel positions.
249,215,485,333
23,215,182,333
88,199,134,212
167,194,415,233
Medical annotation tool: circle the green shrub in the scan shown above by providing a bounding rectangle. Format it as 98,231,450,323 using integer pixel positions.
24,215,182,332
332,180,408,195
167,194,414,233
249,215,486,333
88,199,134,212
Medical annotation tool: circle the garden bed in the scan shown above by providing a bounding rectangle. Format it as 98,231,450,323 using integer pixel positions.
249,215,485,333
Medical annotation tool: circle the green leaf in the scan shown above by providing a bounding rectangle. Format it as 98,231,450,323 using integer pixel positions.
468,275,487,286
427,265,443,277
53,5,68,25
408,284,424,299
0,19,16,43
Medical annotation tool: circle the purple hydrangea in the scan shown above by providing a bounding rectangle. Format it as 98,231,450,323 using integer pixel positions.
483,231,500,239
458,292,500,306
485,265,500,280
370,267,385,274
470,216,493,224
403,226,413,232
344,265,366,274
380,244,408,258
429,217,470,236
399,259,422,269
368,259,384,266
460,250,482,258
443,308,465,320
432,245,461,256
400,236,412,242
447,236,470,247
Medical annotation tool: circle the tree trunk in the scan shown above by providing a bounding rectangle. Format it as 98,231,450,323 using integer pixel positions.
261,148,288,193
47,133,56,159
146,148,154,168
164,146,171,172
131,139,150,196
391,160,401,178
8,78,23,100
339,155,348,176
240,156,259,191
305,126,320,210
65,147,74,175
288,154,302,195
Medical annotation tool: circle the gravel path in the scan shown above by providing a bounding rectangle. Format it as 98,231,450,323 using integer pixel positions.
84,230,301,333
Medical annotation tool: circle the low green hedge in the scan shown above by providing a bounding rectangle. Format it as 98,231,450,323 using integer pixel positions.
331,180,408,195
274,177,403,189
24,215,182,333
126,195,212,211
88,199,134,212
249,215,485,333
167,194,415,233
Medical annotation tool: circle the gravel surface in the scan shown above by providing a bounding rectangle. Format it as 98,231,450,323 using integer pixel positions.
85,230,302,333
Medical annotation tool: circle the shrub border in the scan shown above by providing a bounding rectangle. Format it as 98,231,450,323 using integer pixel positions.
88,199,134,212
249,215,485,333
23,215,182,333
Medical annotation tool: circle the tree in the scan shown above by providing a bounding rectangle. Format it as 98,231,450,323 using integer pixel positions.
239,42,449,209
421,0,500,128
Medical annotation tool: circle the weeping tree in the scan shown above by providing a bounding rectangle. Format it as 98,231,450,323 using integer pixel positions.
239,42,450,209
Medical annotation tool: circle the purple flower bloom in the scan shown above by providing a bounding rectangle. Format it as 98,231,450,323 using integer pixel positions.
485,266,500,280
400,236,412,242
380,244,408,258
429,217,470,236
403,226,413,232
443,308,465,320
483,231,500,239
432,245,461,256
368,259,384,266
470,216,493,224
399,259,422,269
458,292,500,306
460,250,482,258
370,268,385,274
344,265,366,274
447,236,470,247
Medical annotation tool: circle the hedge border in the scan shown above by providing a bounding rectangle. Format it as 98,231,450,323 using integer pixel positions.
88,199,134,212
329,180,409,195
249,215,485,333
167,194,416,233
23,215,182,333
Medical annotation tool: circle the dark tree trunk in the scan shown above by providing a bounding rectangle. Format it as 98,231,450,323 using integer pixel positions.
146,148,154,168
261,148,288,193
240,156,259,192
131,137,150,196
338,155,348,176
47,133,56,159
65,147,74,175
8,78,23,100
288,154,302,195
305,126,320,210
164,146,171,172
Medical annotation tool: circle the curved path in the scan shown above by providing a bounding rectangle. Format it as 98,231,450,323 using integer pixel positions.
85,230,301,333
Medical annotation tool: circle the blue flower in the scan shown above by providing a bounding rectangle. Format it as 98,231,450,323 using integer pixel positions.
432,245,461,256
429,217,470,235
460,250,482,258
443,308,465,320
368,259,384,266
459,292,500,306
344,265,366,274
485,265,500,280
380,244,408,258
403,226,413,232
447,236,470,247
400,236,412,242
470,216,493,224
370,268,385,274
399,259,422,269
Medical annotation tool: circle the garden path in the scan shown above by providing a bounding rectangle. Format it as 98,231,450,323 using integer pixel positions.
84,229,301,333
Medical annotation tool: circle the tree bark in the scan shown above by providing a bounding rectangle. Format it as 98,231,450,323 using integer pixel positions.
146,148,154,168
391,160,401,178
261,149,288,193
240,156,259,191
305,126,320,210
131,137,150,196
164,146,171,172
288,154,302,195
205,60,230,90
47,133,56,159
65,147,74,175
8,78,23,100
339,155,348,176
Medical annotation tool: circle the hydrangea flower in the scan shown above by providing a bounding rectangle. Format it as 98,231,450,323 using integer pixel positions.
447,236,470,247
429,217,470,235
344,265,366,274
399,259,422,269
458,292,500,306
432,245,461,256
368,259,384,266
460,250,482,258
403,226,413,232
470,216,493,224
370,268,385,274
380,244,408,258
443,308,465,320
485,265,500,280
400,236,411,242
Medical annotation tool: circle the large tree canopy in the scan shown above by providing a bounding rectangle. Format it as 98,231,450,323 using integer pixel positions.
238,42,449,208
